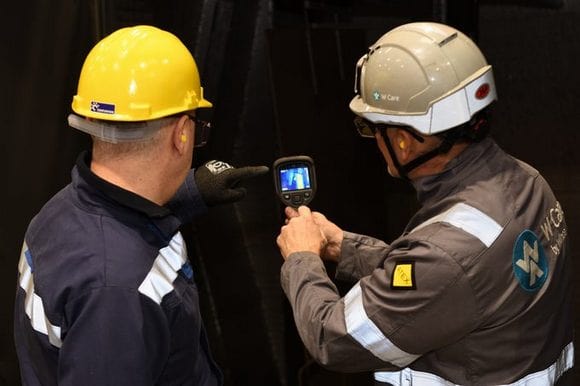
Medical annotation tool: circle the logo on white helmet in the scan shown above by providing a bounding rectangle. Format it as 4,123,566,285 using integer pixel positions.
372,91,400,102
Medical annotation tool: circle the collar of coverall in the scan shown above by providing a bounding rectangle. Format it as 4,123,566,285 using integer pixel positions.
411,137,496,205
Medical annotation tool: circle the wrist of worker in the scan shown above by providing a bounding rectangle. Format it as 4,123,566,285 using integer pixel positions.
285,250,322,262
334,231,360,282
281,251,327,291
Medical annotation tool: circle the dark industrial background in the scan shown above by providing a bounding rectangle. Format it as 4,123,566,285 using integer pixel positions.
0,0,578,385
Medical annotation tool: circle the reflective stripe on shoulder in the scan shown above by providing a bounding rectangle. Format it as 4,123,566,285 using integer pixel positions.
344,282,420,368
374,341,574,386
410,203,503,247
138,232,188,304
18,242,62,348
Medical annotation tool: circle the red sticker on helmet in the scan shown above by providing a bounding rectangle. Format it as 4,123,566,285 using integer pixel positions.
475,83,490,100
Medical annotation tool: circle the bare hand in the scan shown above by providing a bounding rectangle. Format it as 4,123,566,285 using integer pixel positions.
311,212,343,263
283,206,299,224
277,206,327,260
280,206,343,262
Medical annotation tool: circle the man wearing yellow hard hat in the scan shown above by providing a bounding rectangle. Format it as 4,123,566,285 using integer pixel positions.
277,22,573,385
14,25,267,385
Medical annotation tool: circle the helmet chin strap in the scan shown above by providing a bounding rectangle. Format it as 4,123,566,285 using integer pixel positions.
381,131,458,180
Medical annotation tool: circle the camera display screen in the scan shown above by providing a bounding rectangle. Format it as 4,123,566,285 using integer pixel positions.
280,165,311,191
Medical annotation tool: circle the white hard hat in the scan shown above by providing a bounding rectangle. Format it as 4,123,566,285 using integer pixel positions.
349,22,497,135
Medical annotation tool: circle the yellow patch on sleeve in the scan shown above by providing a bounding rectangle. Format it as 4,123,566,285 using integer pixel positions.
391,261,416,289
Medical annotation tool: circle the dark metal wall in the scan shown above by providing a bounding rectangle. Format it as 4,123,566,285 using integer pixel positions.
1,1,578,385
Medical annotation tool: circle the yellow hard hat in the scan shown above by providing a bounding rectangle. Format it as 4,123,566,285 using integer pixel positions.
71,25,211,122
350,22,497,135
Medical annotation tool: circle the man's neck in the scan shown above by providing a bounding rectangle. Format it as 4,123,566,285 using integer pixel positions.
90,156,177,206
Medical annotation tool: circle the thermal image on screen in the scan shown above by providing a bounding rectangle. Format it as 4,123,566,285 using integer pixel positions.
280,166,311,191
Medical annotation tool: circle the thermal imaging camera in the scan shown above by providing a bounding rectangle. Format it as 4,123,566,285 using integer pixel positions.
273,155,316,208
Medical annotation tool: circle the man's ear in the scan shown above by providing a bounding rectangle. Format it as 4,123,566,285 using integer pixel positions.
394,129,414,162
172,114,191,154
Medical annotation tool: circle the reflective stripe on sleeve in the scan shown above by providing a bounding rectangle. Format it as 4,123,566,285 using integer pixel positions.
138,232,188,304
374,341,574,386
18,242,63,348
344,282,420,367
410,203,503,247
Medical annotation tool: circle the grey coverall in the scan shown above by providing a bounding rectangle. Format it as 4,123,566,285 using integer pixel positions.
281,138,573,385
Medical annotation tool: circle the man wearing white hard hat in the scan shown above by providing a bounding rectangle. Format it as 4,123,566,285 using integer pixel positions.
277,22,573,385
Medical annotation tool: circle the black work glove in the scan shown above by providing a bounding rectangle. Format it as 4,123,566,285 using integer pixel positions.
194,160,269,206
